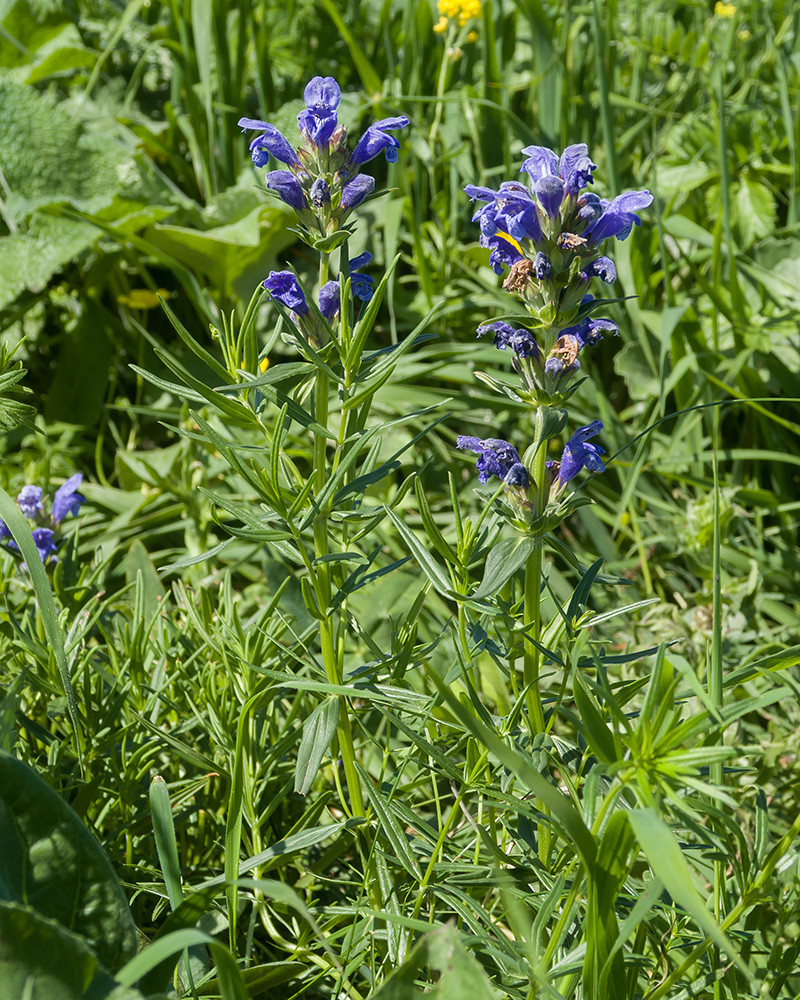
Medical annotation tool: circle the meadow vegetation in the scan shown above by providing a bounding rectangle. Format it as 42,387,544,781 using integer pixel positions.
1,0,799,998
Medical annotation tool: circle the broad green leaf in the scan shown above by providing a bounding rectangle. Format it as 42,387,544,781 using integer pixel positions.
0,78,132,220
369,925,497,1000
144,202,294,300
0,753,137,972
0,902,145,1000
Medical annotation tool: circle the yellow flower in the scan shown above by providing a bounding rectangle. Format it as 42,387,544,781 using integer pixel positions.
117,289,170,310
433,15,448,32
738,27,751,39
259,357,270,374
438,0,481,26
466,30,478,43
714,1,736,16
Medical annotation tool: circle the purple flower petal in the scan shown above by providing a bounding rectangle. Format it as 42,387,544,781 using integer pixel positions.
520,145,559,183
298,79,340,148
265,170,306,211
341,174,375,210
52,474,85,524
238,117,299,167
263,271,308,315
536,175,564,220
303,76,341,113
554,420,605,489
318,281,340,322
585,189,654,243
559,144,596,195
31,526,58,563
583,256,617,283
533,251,552,280
16,485,43,519
350,116,410,166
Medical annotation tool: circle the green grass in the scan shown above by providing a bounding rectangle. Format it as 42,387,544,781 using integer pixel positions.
1,0,800,997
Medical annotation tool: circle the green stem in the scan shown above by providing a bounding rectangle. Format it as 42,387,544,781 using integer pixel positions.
523,424,549,736
310,265,365,817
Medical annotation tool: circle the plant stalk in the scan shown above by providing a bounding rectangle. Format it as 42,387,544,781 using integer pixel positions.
523,419,549,736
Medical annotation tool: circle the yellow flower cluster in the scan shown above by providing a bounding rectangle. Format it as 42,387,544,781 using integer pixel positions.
437,0,482,27
714,1,736,16
117,289,170,310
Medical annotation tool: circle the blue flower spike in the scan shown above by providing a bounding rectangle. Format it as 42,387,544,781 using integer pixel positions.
463,139,652,400
240,77,409,241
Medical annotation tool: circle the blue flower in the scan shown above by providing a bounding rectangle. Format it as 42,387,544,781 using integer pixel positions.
584,190,654,243
583,256,617,283
548,421,606,492
31,527,58,564
559,313,618,347
341,174,375,210
265,170,307,211
465,182,542,243
52,474,84,524
16,485,43,519
520,142,597,197
457,436,529,487
238,117,299,168
263,271,309,315
350,116,411,166
477,321,539,359
297,76,341,147
535,175,564,220
317,253,375,322
482,233,523,275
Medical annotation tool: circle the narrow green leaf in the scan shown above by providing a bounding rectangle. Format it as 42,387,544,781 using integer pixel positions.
468,535,536,601
294,698,339,795
150,776,183,912
0,490,81,757
627,809,748,976
356,765,421,879
385,507,454,597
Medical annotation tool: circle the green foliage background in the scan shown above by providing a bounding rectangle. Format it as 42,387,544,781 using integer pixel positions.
1,0,799,998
